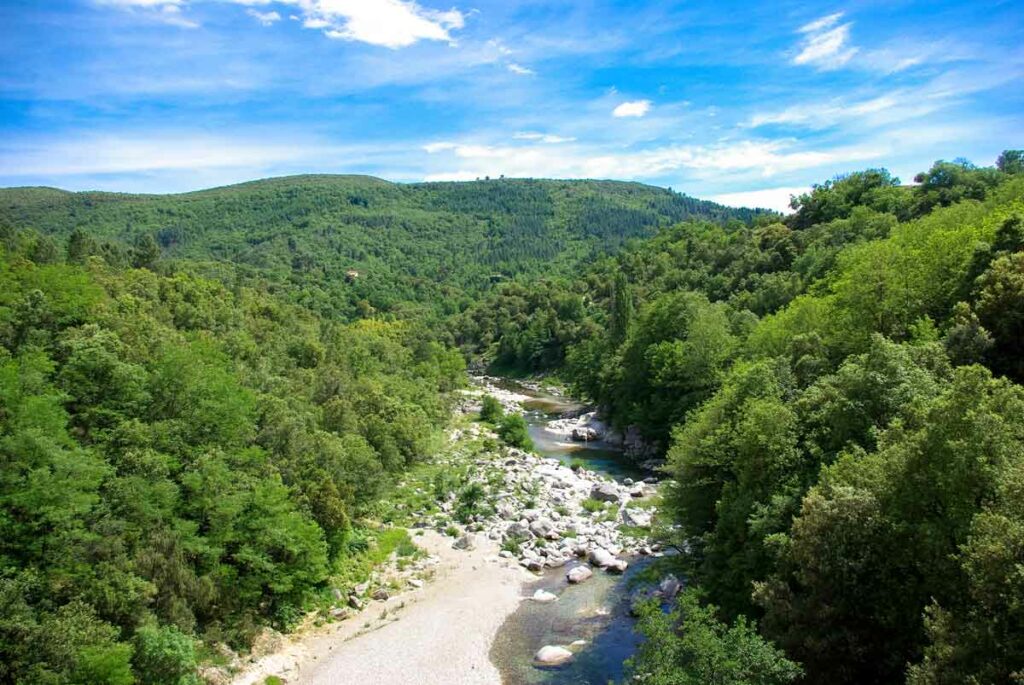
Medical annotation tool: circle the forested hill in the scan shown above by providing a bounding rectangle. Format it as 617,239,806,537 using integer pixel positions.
0,175,760,320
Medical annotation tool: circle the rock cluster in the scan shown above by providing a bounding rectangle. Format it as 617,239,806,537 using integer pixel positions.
423,427,659,577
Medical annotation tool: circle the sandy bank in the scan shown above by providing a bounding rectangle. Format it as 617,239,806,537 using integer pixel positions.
231,529,533,685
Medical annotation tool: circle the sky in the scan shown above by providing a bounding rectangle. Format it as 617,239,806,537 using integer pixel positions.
0,0,1021,211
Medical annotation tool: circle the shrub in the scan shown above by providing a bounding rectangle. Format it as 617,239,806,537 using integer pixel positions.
479,395,504,423
497,413,533,450
132,623,200,685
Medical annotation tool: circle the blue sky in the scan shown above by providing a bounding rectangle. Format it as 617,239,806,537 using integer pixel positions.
0,0,1021,210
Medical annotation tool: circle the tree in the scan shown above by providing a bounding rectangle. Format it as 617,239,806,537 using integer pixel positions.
497,413,533,450
996,149,1024,175
478,394,503,423
132,623,200,685
609,271,634,345
627,589,802,685
132,233,161,270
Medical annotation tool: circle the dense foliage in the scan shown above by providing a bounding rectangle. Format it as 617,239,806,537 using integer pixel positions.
0,176,756,325
459,154,1024,684
2,153,1023,685
0,228,463,683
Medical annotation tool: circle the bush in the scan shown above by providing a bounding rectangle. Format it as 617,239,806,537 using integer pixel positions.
132,623,200,685
497,413,533,450
627,589,801,685
479,395,504,423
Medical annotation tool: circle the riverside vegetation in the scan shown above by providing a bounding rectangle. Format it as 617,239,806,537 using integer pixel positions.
0,151,1022,684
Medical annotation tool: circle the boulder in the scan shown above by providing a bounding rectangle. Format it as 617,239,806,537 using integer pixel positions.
572,426,599,442
529,518,556,538
531,589,558,603
590,483,620,503
606,558,628,574
621,508,652,528
372,588,390,601
589,548,616,568
453,534,476,551
658,574,681,601
347,595,364,611
505,521,534,540
534,645,574,667
566,565,593,584
249,628,284,657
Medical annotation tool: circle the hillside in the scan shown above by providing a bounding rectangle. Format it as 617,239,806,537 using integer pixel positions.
0,176,762,321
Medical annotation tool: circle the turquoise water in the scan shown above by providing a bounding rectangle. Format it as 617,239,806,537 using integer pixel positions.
490,379,650,684
500,381,643,482
490,557,652,685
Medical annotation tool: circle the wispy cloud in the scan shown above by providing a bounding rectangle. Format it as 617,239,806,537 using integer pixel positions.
246,9,280,26
507,63,535,75
793,12,858,70
612,100,652,118
96,0,467,46
94,0,199,28
513,132,576,144
710,186,810,213
421,138,884,181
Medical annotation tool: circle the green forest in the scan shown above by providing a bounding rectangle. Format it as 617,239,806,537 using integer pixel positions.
1,151,1023,684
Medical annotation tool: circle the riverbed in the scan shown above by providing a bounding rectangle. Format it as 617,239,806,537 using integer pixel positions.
487,379,653,685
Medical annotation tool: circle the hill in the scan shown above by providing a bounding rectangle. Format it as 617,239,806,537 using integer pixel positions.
0,175,762,321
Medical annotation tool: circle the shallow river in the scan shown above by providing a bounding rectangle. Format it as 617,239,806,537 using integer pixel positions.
488,380,651,685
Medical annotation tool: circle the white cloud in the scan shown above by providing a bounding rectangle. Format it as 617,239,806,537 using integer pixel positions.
612,100,651,118
305,0,466,48
513,132,576,144
94,0,199,28
793,12,858,70
0,133,316,176
507,63,535,75
98,0,467,46
798,12,843,34
418,138,884,182
710,186,810,213
246,9,281,26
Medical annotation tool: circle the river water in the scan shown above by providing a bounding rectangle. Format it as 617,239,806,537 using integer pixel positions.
488,380,652,685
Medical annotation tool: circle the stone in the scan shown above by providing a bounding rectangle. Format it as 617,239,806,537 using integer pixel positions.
534,645,574,667
622,507,652,528
249,628,284,657
408,578,424,589
505,521,533,540
658,574,681,600
590,483,620,502
453,534,476,551
572,426,599,442
606,558,628,574
531,589,558,603
197,666,231,685
566,565,593,584
529,518,556,538
372,588,390,601
330,607,350,619
545,556,568,568
348,595,364,611
589,547,616,568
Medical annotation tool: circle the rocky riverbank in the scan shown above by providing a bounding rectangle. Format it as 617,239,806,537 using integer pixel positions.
223,379,664,685
432,421,659,576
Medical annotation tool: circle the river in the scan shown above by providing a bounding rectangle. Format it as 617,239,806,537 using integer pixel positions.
487,379,654,685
